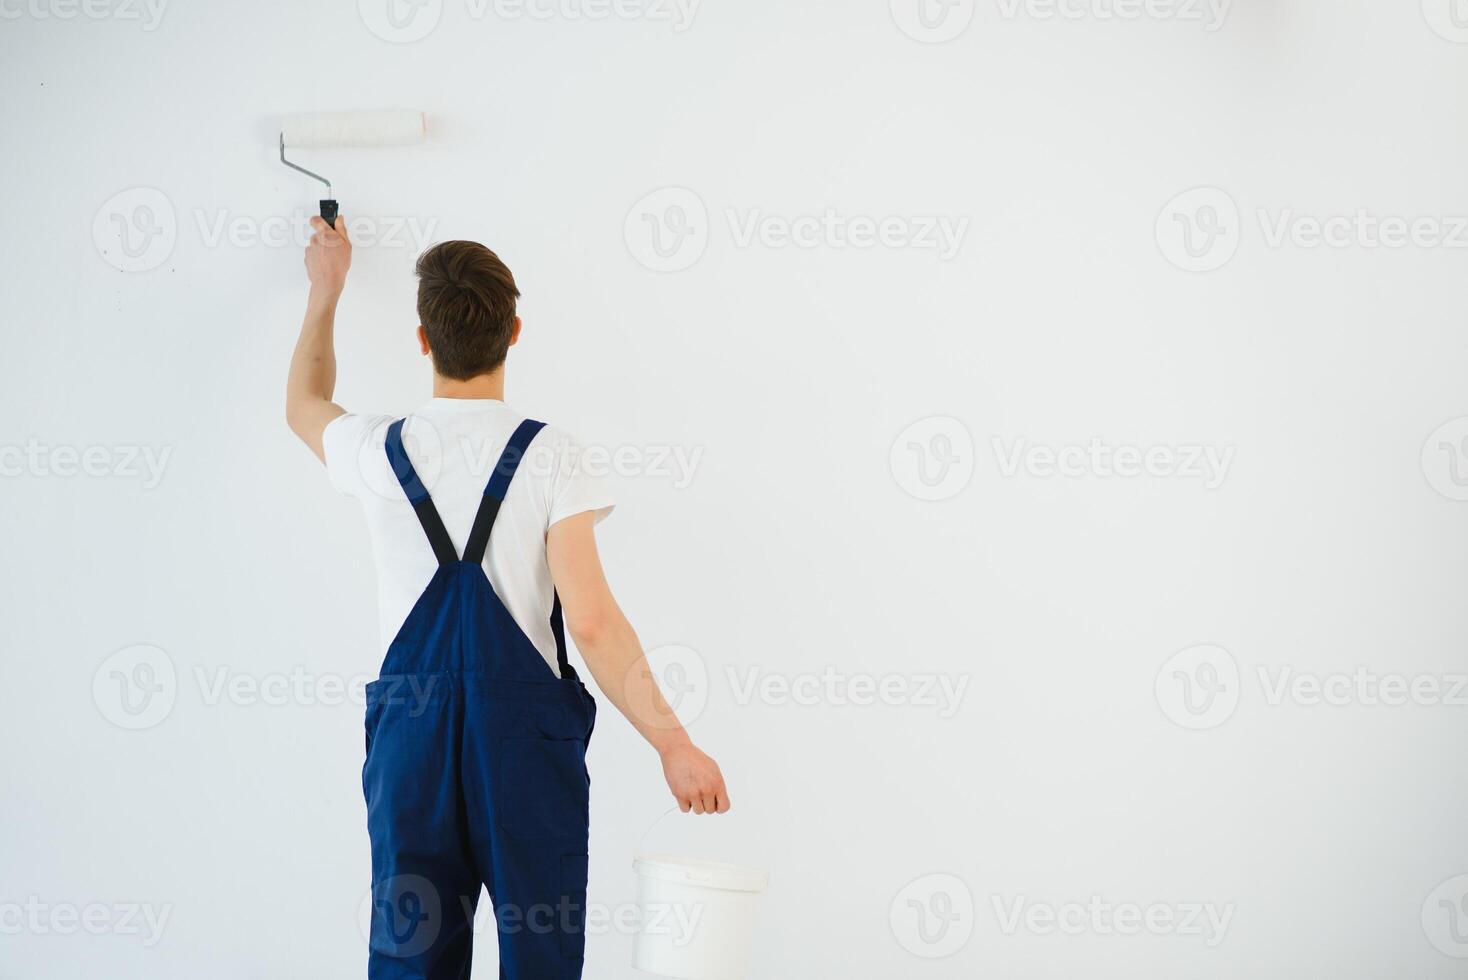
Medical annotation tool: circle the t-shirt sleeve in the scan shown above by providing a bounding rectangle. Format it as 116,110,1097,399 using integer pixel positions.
543,428,616,529
322,412,392,498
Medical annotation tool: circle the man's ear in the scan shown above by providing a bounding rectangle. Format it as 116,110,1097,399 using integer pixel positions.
508,316,522,348
417,325,430,356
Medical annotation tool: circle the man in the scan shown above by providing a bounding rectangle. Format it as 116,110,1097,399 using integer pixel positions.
286,216,729,979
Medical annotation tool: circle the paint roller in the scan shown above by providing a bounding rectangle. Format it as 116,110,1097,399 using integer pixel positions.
278,109,426,228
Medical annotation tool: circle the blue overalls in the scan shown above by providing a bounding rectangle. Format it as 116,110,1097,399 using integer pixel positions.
362,417,596,979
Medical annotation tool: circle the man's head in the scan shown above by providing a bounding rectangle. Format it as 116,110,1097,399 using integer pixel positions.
415,241,521,380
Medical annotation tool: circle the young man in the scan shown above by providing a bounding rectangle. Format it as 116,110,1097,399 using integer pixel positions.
286,216,729,979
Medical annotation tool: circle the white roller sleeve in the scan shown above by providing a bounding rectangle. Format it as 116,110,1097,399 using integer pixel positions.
280,110,425,148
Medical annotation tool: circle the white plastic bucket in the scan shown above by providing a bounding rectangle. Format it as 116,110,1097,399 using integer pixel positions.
631,853,769,979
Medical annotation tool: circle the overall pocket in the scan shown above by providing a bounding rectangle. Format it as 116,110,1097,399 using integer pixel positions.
497,737,590,841
364,699,384,757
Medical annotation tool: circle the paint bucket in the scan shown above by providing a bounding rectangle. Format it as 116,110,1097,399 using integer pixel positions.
631,853,768,979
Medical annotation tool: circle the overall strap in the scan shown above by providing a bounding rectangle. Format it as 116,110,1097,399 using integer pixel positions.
462,418,547,565
466,419,575,679
550,591,572,679
385,418,458,565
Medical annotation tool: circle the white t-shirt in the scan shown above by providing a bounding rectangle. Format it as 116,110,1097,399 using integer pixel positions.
322,398,614,676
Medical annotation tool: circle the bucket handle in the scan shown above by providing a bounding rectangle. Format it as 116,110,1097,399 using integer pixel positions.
636,805,683,856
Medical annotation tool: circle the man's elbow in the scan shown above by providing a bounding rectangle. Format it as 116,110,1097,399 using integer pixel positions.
286,397,325,440
566,606,615,650
285,403,329,462
285,393,310,435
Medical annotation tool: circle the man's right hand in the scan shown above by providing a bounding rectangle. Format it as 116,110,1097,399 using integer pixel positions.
660,741,731,814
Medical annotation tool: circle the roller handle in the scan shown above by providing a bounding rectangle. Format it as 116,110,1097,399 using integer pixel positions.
320,199,339,228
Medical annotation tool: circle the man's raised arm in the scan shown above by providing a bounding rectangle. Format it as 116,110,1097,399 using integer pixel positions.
286,216,351,462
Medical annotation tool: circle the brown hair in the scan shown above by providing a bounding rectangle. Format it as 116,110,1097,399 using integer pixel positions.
415,241,520,380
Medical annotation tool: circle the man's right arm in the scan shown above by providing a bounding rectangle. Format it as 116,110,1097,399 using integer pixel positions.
546,511,731,815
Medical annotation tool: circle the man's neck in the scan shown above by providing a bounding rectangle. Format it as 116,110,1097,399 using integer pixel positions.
432,370,505,401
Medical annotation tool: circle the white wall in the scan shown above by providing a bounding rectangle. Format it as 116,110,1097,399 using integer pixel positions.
4,0,1468,976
